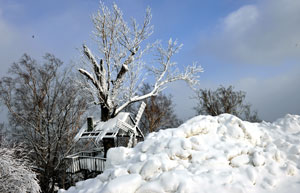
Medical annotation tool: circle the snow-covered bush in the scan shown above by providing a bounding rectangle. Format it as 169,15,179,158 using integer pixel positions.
0,142,40,193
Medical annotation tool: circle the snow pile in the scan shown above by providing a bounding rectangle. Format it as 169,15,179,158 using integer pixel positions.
60,114,300,193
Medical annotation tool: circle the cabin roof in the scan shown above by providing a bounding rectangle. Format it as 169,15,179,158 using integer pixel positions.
74,112,144,143
95,112,129,131
94,112,130,140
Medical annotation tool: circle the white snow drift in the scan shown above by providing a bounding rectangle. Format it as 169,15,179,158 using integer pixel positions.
60,114,300,193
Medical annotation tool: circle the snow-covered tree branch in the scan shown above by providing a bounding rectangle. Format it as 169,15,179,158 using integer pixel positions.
0,142,40,193
79,2,203,121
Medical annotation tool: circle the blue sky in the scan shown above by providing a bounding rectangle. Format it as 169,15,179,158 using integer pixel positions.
0,0,300,122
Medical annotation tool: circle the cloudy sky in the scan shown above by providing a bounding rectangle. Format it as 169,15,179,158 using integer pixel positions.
0,0,299,122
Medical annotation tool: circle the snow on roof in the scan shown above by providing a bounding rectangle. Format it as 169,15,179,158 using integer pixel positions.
61,113,300,193
73,112,130,142
95,112,130,131
95,112,130,141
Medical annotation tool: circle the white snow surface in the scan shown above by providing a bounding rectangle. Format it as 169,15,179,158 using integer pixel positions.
60,114,300,193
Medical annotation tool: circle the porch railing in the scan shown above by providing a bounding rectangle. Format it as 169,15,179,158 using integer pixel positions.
66,150,106,174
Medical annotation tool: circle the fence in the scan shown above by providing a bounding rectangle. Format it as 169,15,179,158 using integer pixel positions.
66,151,106,174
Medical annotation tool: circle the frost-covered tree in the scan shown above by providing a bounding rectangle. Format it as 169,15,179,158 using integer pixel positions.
0,141,40,193
79,2,203,121
0,54,88,193
194,85,260,122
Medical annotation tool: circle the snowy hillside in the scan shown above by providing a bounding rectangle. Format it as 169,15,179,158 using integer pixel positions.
60,114,300,193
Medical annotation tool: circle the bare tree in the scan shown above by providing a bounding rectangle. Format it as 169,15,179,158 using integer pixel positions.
0,140,40,193
194,85,260,122
78,2,203,121
129,83,182,134
0,54,88,193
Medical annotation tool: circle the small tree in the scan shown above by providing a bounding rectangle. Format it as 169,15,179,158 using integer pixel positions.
0,54,88,192
0,141,40,193
129,83,182,134
78,2,202,121
194,85,260,122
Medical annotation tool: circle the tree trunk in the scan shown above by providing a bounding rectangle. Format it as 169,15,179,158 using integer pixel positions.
101,105,112,121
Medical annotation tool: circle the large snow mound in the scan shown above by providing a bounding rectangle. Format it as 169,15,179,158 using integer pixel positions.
60,114,300,193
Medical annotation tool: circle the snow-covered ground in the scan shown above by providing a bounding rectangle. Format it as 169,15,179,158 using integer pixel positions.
60,114,300,193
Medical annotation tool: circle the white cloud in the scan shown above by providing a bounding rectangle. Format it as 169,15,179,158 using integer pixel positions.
201,0,300,65
235,65,300,121
223,5,259,35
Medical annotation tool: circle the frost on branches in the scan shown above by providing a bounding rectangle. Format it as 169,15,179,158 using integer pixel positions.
0,143,40,193
78,2,203,121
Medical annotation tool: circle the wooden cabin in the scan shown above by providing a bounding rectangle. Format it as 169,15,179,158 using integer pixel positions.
66,102,145,174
